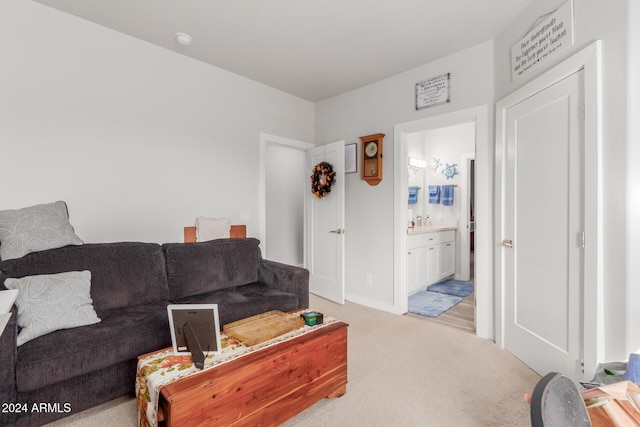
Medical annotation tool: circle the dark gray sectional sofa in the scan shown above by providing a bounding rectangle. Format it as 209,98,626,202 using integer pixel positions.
0,238,309,426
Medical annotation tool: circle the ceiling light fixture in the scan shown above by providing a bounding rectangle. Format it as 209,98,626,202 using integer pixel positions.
174,32,192,46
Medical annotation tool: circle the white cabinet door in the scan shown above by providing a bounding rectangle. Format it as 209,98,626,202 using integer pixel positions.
441,241,456,278
418,246,430,287
425,245,439,284
406,249,420,294
408,231,457,289
406,236,421,294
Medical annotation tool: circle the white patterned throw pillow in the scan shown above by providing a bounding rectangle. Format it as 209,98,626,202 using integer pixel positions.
5,270,101,346
0,201,84,261
195,217,231,242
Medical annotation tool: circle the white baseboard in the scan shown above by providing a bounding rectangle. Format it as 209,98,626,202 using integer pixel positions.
345,293,400,315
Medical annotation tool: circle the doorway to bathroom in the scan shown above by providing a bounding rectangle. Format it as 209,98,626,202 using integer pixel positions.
404,124,476,333
393,105,492,340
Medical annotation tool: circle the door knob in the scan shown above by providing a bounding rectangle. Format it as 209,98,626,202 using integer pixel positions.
502,239,513,248
329,229,344,234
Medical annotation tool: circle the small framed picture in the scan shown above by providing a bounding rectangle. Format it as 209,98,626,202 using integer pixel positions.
345,143,357,173
167,304,222,356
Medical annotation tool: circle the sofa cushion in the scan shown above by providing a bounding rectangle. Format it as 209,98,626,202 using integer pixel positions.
5,271,101,346
15,301,170,392
172,282,299,328
163,238,261,300
0,242,169,318
0,201,83,261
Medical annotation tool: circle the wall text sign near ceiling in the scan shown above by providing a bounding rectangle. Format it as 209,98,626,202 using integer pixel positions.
511,0,574,81
415,73,450,110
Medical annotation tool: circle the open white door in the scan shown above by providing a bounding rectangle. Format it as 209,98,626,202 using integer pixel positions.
306,141,345,304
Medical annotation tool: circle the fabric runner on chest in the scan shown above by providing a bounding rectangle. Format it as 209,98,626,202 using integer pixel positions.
135,311,337,427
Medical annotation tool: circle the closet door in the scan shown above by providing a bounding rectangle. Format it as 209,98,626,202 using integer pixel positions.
502,69,585,379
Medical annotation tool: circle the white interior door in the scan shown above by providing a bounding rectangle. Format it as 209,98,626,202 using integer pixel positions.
502,69,585,379
306,141,345,304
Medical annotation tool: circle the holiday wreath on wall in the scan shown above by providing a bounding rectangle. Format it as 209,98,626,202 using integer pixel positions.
310,161,336,199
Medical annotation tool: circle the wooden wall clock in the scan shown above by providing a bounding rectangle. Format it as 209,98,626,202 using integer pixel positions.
360,133,384,186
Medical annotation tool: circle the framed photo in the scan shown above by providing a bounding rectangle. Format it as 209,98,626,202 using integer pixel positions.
345,143,357,173
167,304,222,356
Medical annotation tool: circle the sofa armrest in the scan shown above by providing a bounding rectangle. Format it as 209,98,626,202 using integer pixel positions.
257,260,309,309
0,306,18,424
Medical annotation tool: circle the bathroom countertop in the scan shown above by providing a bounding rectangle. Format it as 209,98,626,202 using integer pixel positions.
407,223,457,235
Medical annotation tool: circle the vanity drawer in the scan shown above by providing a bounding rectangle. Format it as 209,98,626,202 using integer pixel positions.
420,230,455,246
420,233,439,246
407,235,421,250
438,230,455,243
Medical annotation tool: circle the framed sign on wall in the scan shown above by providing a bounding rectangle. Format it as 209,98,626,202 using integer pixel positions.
415,73,450,110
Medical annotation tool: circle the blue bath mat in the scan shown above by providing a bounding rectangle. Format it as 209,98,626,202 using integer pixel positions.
427,279,474,297
408,290,463,318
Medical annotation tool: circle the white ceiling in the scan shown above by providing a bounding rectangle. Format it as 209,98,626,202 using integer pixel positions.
34,0,531,102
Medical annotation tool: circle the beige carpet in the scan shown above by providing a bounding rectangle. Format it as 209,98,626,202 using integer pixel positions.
45,294,540,427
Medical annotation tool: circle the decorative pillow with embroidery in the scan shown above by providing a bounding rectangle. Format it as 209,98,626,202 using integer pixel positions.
195,217,231,242
5,270,100,346
0,201,83,261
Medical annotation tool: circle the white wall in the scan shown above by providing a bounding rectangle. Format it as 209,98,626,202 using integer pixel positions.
0,0,314,244
315,41,495,310
421,123,475,223
494,0,636,363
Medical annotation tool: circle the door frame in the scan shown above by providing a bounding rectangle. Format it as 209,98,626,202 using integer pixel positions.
259,132,314,264
393,105,492,339
495,41,602,379
458,152,475,282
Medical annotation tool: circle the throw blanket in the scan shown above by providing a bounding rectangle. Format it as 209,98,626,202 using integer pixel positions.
136,312,337,427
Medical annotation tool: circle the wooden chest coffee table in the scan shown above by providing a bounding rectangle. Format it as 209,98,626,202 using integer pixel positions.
140,320,348,427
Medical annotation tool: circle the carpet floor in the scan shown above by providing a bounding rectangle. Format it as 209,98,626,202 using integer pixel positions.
45,294,540,427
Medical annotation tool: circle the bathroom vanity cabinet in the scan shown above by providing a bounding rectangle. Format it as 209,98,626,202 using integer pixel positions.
407,229,455,294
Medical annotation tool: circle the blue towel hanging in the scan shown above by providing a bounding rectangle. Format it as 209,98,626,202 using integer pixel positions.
441,185,454,206
408,187,419,205
428,185,440,204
